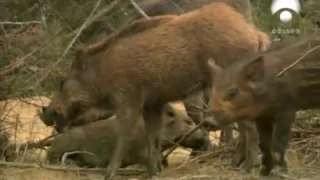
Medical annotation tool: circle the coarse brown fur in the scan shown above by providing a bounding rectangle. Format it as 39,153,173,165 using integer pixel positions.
80,0,264,171
126,0,254,24
72,0,258,166
84,0,255,49
205,34,320,176
44,2,270,179
46,103,207,168
126,0,260,167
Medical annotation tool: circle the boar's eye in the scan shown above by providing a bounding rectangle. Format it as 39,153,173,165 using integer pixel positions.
223,88,239,101
166,111,175,118
59,79,65,91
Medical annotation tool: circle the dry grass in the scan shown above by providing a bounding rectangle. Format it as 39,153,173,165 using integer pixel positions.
0,97,320,180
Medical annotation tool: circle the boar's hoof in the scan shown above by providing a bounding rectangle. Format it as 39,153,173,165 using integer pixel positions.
147,175,162,180
240,158,258,173
260,166,272,176
147,151,162,176
103,168,117,180
162,157,169,168
232,150,245,167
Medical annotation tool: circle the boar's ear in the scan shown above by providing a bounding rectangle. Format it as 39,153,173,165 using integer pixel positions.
243,55,265,82
207,58,222,76
71,48,87,71
242,55,266,94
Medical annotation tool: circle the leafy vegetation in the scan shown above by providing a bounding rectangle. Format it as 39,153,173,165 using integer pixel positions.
0,0,318,100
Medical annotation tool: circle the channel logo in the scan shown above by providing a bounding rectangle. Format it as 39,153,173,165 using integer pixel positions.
270,0,301,35
271,0,301,23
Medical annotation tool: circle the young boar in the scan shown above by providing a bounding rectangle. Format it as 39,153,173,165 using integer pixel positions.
205,35,320,176
44,2,270,179
46,103,207,168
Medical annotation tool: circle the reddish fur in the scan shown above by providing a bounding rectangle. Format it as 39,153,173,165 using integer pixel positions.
206,35,320,175
45,2,270,179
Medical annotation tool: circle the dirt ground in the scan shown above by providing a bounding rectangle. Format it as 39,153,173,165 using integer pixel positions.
0,97,320,180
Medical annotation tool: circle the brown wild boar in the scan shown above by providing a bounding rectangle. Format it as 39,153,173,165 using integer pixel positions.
128,0,259,166
82,0,262,166
40,100,211,166
46,102,207,168
205,35,320,176
75,0,259,168
40,96,214,162
44,2,270,179
72,0,259,166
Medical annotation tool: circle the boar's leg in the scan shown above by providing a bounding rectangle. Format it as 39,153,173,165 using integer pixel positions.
184,92,214,158
220,126,234,145
104,94,143,180
232,121,259,172
272,109,296,172
255,119,274,176
143,104,165,175
232,123,246,167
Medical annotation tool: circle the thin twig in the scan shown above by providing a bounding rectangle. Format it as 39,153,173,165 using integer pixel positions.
175,148,229,170
130,0,150,19
7,134,56,152
163,120,206,160
0,29,62,79
32,0,104,89
66,0,123,38
0,21,42,25
61,151,95,165
277,45,320,76
17,98,45,108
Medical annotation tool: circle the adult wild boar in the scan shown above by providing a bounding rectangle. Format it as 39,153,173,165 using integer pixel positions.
205,35,320,176
44,2,270,179
47,102,207,168
72,0,260,168
127,0,259,166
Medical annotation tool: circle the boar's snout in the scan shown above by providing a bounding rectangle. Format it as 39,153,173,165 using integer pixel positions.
203,110,231,131
42,107,47,113
40,106,69,133
54,124,71,133
180,127,208,149
39,106,55,126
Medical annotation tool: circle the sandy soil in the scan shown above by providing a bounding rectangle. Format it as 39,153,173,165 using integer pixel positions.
0,97,319,180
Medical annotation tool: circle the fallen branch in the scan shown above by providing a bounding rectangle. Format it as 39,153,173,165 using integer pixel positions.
277,45,320,76
7,134,57,152
0,161,145,175
0,21,42,25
